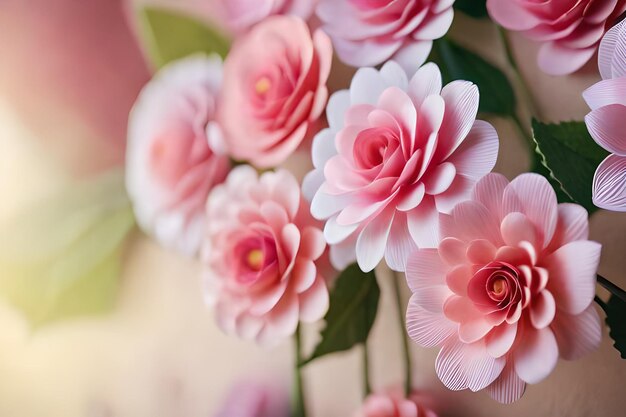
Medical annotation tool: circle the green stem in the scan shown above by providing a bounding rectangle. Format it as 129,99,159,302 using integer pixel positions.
392,271,413,396
510,112,535,152
362,342,372,397
293,325,307,417
597,275,626,303
497,26,539,117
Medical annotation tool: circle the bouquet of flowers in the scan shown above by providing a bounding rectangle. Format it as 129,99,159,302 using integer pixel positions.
2,1,625,416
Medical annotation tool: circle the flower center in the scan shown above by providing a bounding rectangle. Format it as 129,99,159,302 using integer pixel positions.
255,77,271,95
246,248,265,271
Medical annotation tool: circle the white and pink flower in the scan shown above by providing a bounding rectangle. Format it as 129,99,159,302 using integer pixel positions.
203,166,330,345
126,55,230,256
406,173,602,403
354,389,438,417
317,0,455,74
218,16,332,168
487,0,626,75
304,61,499,272
583,18,626,212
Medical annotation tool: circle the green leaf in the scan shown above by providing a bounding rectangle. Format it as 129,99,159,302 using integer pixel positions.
604,295,626,359
531,119,609,214
137,6,230,68
301,264,380,366
0,170,135,326
431,38,516,116
454,0,488,18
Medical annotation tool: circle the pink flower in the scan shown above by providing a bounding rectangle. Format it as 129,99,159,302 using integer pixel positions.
213,379,289,417
487,0,626,75
317,0,455,74
405,173,602,403
354,389,438,417
583,18,626,211
218,16,332,168
126,55,230,255
304,61,499,272
202,166,330,345
218,0,317,33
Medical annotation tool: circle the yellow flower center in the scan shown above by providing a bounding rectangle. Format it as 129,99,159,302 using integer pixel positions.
246,249,264,271
255,77,271,95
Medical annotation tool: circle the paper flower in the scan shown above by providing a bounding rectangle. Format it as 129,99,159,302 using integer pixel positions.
406,173,602,403
218,16,332,168
304,61,499,272
213,379,289,417
583,18,626,212
487,0,626,75
202,166,330,345
317,0,455,74
126,55,230,256
218,0,317,33
354,389,438,417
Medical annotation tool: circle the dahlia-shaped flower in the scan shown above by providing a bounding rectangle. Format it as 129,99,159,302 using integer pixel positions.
583,18,626,211
203,166,330,345
218,16,332,168
354,389,438,417
406,173,602,403
304,61,499,272
126,55,230,256
317,0,455,74
487,0,626,75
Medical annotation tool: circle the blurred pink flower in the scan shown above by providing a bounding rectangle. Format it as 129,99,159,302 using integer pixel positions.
354,389,438,417
218,0,317,33
203,166,330,345
218,16,332,168
583,18,626,211
304,61,499,272
487,0,626,75
406,173,602,403
126,55,231,256
317,0,455,74
213,379,289,417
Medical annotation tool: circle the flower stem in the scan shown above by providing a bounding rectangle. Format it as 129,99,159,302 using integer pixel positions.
362,341,372,397
497,26,539,117
392,271,413,397
510,111,535,152
293,325,307,417
597,274,626,303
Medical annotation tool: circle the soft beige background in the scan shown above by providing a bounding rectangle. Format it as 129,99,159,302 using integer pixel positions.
1,11,625,417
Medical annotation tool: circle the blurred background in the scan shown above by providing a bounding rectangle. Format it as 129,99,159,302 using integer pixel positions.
0,1,625,416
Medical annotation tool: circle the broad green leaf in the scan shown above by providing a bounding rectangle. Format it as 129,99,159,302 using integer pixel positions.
431,38,516,116
531,119,609,214
454,0,488,18
137,6,230,68
0,170,135,326
300,264,380,366
530,154,573,204
604,295,626,359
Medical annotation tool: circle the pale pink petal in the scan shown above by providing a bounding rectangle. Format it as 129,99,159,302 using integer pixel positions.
447,120,499,181
437,81,480,159
583,78,626,109
450,200,502,246
329,234,358,270
324,215,359,245
436,339,505,391
545,240,601,315
385,214,419,272
485,322,518,358
299,277,330,322
530,290,556,329
551,305,602,360
392,40,433,76
379,60,409,90
405,248,447,292
326,90,351,130
537,42,596,75
466,239,497,265
486,361,526,404
593,154,626,211
513,326,559,384
356,209,395,272
413,9,454,40
548,203,589,250
438,237,467,266
500,212,537,248
293,259,317,293
408,62,443,109
446,265,472,296
598,18,626,79
585,104,626,155
266,291,300,340
459,317,495,344
300,227,326,260
487,0,542,31
406,296,457,347
423,162,457,195
407,198,440,247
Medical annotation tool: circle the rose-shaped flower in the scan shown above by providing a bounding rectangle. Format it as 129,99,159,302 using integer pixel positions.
354,389,438,417
317,0,455,74
203,166,330,345
304,61,499,272
487,0,626,75
406,173,602,403
218,16,332,168
583,18,626,211
126,55,230,256
213,379,289,417
218,0,317,33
